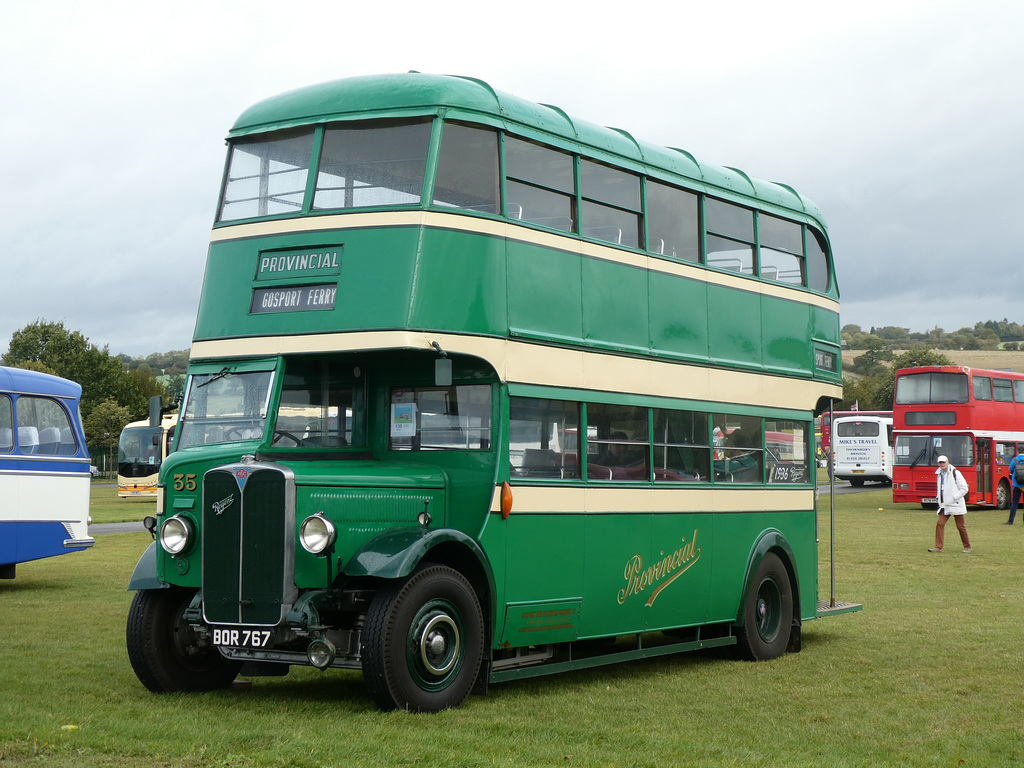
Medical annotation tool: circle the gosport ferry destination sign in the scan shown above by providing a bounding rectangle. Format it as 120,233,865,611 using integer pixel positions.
250,247,341,314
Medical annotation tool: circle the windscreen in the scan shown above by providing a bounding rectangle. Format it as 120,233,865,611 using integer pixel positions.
177,369,274,449
895,372,968,404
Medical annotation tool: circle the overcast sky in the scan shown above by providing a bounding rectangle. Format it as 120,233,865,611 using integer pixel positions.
2,1,1021,358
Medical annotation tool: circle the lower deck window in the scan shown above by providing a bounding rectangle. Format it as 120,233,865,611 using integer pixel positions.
508,396,810,486
390,385,491,450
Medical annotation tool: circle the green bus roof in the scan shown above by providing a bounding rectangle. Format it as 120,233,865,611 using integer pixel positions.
229,72,823,224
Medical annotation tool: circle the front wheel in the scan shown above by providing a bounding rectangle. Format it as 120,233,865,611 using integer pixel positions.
735,552,794,661
361,564,484,712
126,588,241,692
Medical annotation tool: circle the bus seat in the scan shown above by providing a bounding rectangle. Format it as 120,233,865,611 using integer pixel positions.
38,427,61,455
60,427,77,454
0,428,12,452
18,426,39,454
522,448,560,478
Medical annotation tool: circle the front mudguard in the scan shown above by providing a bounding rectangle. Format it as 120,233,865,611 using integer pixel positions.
127,542,167,591
345,526,488,581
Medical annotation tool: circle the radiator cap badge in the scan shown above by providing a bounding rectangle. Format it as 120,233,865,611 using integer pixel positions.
233,466,250,492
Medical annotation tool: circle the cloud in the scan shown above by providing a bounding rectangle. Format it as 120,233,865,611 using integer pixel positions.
1,0,1021,357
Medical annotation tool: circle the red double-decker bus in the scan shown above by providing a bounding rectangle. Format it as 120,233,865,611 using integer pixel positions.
892,366,1024,509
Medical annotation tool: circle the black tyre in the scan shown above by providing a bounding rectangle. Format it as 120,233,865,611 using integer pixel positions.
735,552,794,661
361,564,484,712
126,588,241,692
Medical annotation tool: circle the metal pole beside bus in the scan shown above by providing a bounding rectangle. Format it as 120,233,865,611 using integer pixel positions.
829,400,836,608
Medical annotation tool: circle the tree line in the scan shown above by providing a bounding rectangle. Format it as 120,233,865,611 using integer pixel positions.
844,319,1024,352
840,319,1024,411
1,320,186,465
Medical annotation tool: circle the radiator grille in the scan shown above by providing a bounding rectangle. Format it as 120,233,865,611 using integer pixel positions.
201,464,296,625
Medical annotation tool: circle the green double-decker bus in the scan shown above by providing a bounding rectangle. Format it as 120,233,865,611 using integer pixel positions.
126,73,858,711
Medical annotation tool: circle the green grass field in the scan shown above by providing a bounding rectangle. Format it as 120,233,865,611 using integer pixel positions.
2,487,1022,767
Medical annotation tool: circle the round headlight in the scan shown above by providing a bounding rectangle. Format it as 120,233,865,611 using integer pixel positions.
299,514,336,555
160,515,194,555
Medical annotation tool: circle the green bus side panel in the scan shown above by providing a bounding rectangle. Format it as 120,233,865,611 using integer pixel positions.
195,224,839,392
406,228,507,335
707,510,818,623
649,270,709,362
581,512,712,639
489,504,817,651
503,599,582,645
497,513,585,645
707,283,762,371
582,257,649,353
506,240,583,345
762,295,814,376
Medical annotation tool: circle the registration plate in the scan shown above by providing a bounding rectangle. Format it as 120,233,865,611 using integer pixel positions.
212,627,273,649
923,497,938,504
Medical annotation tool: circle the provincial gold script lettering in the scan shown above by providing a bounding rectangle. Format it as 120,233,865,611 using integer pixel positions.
617,529,701,607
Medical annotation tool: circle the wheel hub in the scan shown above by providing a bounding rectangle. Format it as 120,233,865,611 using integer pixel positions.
418,613,460,676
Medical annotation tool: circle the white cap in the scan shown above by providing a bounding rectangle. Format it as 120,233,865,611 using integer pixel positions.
937,455,949,463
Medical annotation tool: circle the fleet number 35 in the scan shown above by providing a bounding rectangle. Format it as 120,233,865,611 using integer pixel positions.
173,474,197,491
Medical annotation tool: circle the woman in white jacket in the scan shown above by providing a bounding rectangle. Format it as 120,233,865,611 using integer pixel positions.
929,455,972,553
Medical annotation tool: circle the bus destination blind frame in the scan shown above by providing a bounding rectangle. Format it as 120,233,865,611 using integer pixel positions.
250,283,337,314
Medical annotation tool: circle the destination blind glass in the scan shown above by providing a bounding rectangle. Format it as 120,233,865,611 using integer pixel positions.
251,284,337,314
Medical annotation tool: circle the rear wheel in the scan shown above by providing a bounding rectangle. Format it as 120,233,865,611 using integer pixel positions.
126,588,241,692
997,480,1010,510
735,552,793,661
362,564,484,712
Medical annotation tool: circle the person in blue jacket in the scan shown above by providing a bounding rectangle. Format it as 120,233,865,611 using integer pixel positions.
1006,449,1024,525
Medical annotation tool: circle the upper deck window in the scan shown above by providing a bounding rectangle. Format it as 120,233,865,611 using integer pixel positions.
705,198,754,275
313,120,430,210
220,129,314,222
806,228,831,293
994,378,1014,402
895,372,969,404
433,123,499,215
579,159,641,248
504,137,574,232
759,214,804,286
973,376,992,401
646,181,699,261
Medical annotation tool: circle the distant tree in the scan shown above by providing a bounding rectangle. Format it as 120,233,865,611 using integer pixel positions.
873,326,911,342
84,398,132,473
126,368,168,421
2,320,135,419
850,337,894,376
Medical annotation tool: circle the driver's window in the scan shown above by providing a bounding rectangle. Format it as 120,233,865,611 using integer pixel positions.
274,358,364,447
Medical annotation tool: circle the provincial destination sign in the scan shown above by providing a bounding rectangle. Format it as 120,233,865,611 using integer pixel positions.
250,284,337,314
255,247,342,281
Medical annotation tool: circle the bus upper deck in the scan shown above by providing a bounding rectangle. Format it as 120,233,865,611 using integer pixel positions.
195,73,841,397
